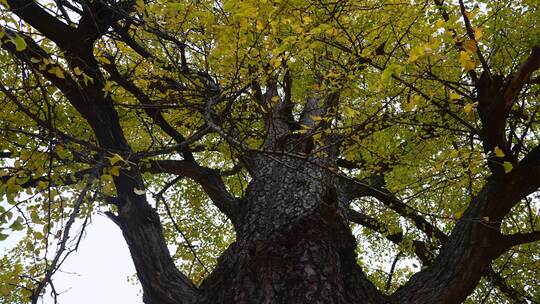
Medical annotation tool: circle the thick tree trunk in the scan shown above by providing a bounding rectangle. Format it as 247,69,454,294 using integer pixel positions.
198,155,386,304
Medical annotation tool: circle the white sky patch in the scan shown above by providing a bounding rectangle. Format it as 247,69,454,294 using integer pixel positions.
41,215,142,304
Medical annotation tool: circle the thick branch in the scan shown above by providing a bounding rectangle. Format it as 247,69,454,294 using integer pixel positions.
347,208,434,265
104,63,195,162
499,231,540,251
6,0,77,49
504,46,540,111
343,175,448,242
147,160,240,227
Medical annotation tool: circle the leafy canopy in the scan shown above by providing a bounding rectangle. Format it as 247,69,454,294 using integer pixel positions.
0,0,539,303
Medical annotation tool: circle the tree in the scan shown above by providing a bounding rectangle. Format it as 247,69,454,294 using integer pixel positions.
0,0,539,302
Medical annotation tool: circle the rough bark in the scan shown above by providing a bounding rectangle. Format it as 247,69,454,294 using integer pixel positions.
198,155,386,304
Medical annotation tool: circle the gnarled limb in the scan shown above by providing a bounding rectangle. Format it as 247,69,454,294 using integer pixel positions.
147,159,240,227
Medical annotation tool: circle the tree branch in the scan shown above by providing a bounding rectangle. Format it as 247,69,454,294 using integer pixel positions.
6,0,77,49
104,62,196,162
499,231,540,250
147,160,240,227
347,208,435,265
504,46,540,111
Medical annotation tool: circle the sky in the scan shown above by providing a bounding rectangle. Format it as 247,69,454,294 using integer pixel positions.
41,215,142,304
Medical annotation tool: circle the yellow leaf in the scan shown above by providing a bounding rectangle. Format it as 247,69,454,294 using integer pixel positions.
503,161,513,173
21,288,32,299
136,0,145,10
103,80,115,96
108,153,124,165
449,91,461,101
30,57,41,63
101,174,113,182
474,27,484,40
110,166,121,177
344,106,357,117
407,46,425,63
463,102,478,114
100,57,111,65
37,181,48,190
463,40,477,52
494,146,505,158
256,20,265,31
435,19,445,29
466,9,479,20
48,67,65,79
381,64,402,83
454,211,463,220
459,51,476,71
82,73,94,86
73,66,83,75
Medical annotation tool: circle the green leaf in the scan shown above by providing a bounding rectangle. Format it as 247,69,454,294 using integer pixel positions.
108,153,124,166
11,34,27,51
381,64,402,83
494,146,505,158
503,161,513,173
9,218,24,231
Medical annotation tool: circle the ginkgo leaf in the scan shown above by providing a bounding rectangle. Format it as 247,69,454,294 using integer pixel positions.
474,27,484,40
134,188,146,195
463,102,478,114
110,166,121,177
381,64,402,83
463,40,477,52
11,34,26,51
494,146,505,158
449,92,461,100
108,153,124,165
48,67,65,79
459,51,476,71
503,161,513,173
73,66,83,75
9,219,23,231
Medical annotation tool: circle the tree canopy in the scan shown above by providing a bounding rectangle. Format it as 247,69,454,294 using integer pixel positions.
0,0,539,303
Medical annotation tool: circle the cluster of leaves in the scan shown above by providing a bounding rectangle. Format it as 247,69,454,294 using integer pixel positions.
0,0,539,302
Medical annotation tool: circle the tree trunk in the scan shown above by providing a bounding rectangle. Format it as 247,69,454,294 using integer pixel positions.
198,155,386,304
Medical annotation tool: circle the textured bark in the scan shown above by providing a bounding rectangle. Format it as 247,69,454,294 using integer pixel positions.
390,171,532,304
198,155,386,304
114,192,199,304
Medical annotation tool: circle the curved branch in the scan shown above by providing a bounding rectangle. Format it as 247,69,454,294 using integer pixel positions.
147,160,240,227
347,208,435,265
